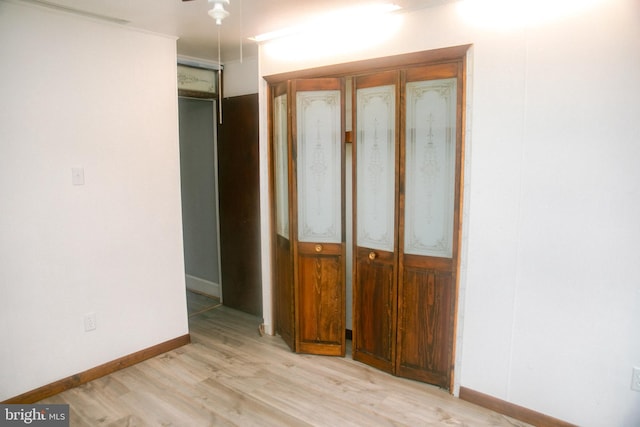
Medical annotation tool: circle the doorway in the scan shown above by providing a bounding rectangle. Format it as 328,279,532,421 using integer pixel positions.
178,98,222,300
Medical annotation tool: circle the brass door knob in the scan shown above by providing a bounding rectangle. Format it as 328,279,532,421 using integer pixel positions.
315,244,323,253
368,251,377,260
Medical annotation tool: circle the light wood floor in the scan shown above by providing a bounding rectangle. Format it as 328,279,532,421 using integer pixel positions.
40,292,531,426
186,290,221,317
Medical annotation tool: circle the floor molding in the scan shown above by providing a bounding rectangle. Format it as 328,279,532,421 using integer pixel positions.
38,306,527,426
2,334,191,404
459,387,577,427
186,274,220,299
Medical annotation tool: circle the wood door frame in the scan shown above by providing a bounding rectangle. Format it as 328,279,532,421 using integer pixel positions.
266,44,470,391
264,45,469,84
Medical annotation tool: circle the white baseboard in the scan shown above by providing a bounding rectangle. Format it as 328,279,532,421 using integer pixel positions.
185,275,220,299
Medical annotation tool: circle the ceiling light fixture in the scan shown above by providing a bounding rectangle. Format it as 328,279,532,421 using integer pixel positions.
208,0,230,124
181,0,233,123
208,0,230,25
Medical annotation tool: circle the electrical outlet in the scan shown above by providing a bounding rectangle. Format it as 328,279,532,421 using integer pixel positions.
84,312,96,332
632,367,640,392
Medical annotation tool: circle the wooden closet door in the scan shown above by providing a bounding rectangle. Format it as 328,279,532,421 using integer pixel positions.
291,78,346,356
271,82,295,350
352,71,400,373
396,63,463,389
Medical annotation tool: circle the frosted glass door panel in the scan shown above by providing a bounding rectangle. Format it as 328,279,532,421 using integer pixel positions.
274,94,289,238
296,90,342,243
356,85,395,252
404,78,456,258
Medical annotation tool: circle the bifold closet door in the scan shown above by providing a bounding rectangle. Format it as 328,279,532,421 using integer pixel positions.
270,48,466,391
291,78,346,356
271,82,295,351
352,64,463,388
396,63,462,388
352,71,400,373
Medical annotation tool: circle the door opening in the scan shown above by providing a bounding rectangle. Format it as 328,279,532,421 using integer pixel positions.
178,97,223,301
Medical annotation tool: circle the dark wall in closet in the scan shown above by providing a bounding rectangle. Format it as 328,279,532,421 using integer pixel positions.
217,93,262,316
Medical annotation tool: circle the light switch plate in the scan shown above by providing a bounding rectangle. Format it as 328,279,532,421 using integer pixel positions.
72,167,84,185
632,367,640,392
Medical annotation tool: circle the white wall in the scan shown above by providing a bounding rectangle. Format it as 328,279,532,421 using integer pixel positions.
223,57,259,97
0,1,188,400
256,1,640,425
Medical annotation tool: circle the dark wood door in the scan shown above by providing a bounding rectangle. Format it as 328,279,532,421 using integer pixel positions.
396,63,463,389
352,71,400,373
291,78,346,356
217,94,262,316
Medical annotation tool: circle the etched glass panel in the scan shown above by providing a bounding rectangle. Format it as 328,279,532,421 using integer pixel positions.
274,94,289,239
296,90,341,243
404,78,457,258
356,85,395,252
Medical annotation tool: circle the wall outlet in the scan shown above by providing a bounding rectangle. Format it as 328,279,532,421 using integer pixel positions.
632,367,640,392
84,312,96,332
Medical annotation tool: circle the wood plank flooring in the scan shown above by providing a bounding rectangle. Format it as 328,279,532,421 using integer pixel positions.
187,290,221,317
39,293,531,426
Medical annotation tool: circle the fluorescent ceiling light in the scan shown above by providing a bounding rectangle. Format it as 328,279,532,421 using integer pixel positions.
250,3,402,43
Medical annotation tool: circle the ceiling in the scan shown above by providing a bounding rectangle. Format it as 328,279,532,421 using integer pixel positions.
20,0,452,63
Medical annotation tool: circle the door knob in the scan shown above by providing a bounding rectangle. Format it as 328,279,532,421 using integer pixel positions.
315,244,323,253
368,251,377,260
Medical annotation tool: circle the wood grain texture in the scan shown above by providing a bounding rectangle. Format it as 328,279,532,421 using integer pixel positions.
187,290,221,317
352,248,396,374
350,70,401,377
37,305,535,427
269,81,295,351
395,60,464,390
274,235,295,350
297,252,344,355
217,93,263,316
289,77,347,358
3,335,190,404
396,268,455,388
264,45,472,84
